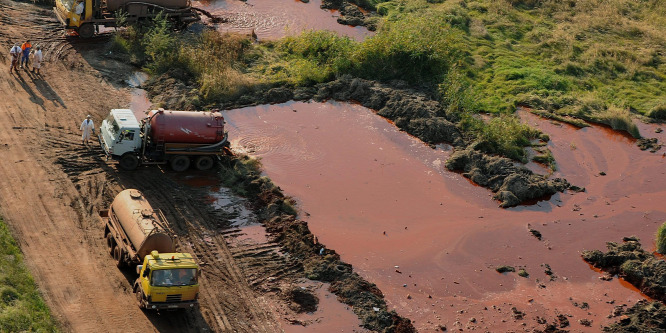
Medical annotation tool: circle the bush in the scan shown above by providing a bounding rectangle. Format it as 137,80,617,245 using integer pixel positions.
648,105,666,121
657,222,666,254
596,105,641,138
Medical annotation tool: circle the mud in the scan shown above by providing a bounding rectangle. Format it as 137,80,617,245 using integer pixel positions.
602,300,666,332
445,148,570,207
320,0,377,30
582,238,666,303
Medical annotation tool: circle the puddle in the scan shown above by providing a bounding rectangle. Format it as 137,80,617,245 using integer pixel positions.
222,101,666,331
193,0,373,41
281,281,369,333
172,173,258,228
125,71,151,120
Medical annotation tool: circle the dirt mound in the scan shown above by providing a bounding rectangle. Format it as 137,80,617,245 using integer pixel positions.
144,71,199,110
445,148,571,207
603,300,666,332
283,286,319,313
582,237,666,302
321,0,377,30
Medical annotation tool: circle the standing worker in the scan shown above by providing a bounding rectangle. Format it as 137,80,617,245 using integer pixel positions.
31,46,43,75
20,40,31,70
9,43,21,74
80,115,95,146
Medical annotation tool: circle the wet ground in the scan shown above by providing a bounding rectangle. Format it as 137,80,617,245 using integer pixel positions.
193,0,372,41
220,101,666,331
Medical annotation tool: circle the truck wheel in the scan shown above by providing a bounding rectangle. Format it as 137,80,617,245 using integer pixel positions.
78,23,95,38
195,156,214,171
170,155,190,172
119,154,139,171
113,246,125,268
106,233,115,255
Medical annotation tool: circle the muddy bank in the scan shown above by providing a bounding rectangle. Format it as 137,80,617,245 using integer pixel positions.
320,0,378,30
157,74,571,207
217,155,415,332
445,148,570,207
603,300,666,332
582,237,666,302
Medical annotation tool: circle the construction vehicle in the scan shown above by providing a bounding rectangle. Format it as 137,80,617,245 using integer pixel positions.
99,108,229,171
101,189,200,310
53,0,200,38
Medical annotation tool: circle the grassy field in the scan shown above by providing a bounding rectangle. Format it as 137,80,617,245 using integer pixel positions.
115,0,666,160
0,218,58,332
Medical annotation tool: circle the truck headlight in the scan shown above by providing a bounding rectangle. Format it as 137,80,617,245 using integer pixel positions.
190,304,194,307
151,305,157,309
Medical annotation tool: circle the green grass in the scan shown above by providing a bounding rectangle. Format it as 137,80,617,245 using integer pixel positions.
0,218,58,332
657,221,666,254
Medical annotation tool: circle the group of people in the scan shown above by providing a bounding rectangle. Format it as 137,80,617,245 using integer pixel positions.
9,40,43,75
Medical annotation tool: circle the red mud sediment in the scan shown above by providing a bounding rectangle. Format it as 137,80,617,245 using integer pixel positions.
192,0,373,41
222,101,666,331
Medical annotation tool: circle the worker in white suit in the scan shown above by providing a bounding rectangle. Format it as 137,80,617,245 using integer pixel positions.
80,115,95,146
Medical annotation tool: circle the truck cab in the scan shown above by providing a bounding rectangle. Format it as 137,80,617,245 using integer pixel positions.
135,251,199,310
100,109,142,167
54,0,95,37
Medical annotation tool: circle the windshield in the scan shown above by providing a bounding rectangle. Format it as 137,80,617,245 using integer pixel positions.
151,268,198,287
105,114,120,137
61,0,76,11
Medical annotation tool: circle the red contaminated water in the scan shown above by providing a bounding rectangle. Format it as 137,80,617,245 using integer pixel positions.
192,0,373,41
221,102,666,331
126,72,151,120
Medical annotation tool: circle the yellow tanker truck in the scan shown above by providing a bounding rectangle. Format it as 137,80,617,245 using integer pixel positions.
101,189,199,310
54,0,200,38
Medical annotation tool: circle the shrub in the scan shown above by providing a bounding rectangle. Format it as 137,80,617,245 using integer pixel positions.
657,222,666,254
596,105,641,138
648,105,666,121
467,114,543,162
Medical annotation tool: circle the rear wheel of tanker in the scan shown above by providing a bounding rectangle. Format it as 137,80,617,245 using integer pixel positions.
106,233,115,255
119,154,139,171
170,155,191,172
195,156,214,171
113,246,125,268
77,23,95,38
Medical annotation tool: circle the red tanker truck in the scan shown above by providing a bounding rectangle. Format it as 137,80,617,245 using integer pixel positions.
99,108,230,171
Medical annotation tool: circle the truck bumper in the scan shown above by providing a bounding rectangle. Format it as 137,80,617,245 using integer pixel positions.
98,134,110,158
144,300,199,310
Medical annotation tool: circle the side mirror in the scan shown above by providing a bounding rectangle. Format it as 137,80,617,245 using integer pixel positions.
136,265,143,275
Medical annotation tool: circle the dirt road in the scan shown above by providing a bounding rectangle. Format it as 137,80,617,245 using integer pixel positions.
0,1,293,332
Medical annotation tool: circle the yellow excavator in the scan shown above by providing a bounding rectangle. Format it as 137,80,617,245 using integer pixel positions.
53,0,200,38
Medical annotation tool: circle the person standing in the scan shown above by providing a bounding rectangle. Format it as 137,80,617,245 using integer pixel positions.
20,40,31,69
9,43,21,74
31,46,43,75
80,115,95,146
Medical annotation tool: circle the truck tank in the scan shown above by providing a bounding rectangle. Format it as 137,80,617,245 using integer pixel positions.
111,189,174,259
147,109,226,144
106,0,190,11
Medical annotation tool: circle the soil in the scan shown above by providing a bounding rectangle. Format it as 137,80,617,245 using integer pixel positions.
602,300,666,332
